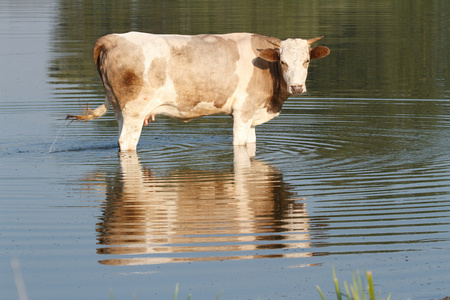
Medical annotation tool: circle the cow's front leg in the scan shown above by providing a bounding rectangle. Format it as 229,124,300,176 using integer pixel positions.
247,126,256,144
117,114,145,151
232,114,254,146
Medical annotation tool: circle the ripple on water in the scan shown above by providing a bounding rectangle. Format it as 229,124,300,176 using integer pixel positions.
4,97,449,267
255,98,450,256
42,98,446,265
93,150,312,266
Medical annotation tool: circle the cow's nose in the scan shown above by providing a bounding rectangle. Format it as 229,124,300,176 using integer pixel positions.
290,84,306,94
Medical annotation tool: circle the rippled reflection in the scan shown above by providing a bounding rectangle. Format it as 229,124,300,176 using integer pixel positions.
93,147,311,265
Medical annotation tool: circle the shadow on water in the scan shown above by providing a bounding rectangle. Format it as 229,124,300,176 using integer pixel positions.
82,147,313,266
50,144,118,154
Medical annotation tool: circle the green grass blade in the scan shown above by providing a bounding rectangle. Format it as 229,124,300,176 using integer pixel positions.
317,285,327,300
214,290,223,300
315,268,392,300
332,266,342,300
356,271,365,300
343,281,352,300
351,272,360,300
174,283,179,300
366,271,376,300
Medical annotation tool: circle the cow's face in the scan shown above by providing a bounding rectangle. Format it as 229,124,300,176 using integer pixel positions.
260,37,330,95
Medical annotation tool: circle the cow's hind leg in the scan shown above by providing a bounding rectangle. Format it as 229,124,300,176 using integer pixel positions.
117,113,145,151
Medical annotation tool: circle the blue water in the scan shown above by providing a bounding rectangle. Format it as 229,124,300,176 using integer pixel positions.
1,1,450,300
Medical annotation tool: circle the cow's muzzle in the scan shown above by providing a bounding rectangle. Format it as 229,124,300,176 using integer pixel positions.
290,84,306,95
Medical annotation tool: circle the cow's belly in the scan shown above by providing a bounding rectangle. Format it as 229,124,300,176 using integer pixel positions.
150,99,233,121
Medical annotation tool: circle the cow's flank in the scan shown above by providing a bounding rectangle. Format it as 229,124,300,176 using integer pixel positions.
97,35,146,108
167,35,240,113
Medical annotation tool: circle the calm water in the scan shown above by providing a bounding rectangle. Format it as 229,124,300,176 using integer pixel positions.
1,1,450,299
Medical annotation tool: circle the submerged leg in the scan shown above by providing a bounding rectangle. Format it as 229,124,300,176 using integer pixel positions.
117,114,145,151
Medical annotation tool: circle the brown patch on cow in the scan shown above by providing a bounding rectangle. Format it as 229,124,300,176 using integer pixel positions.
243,35,289,123
123,70,139,86
147,57,167,89
167,35,240,115
310,45,330,59
259,48,280,62
94,35,145,109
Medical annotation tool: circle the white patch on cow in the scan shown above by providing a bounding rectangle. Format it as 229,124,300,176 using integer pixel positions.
230,94,255,146
279,39,310,94
141,78,183,119
203,35,217,43
229,41,262,144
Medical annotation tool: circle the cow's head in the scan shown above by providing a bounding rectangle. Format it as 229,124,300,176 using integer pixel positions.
260,36,330,95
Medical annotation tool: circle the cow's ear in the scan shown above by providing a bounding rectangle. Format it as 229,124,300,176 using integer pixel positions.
260,48,280,62
311,46,330,59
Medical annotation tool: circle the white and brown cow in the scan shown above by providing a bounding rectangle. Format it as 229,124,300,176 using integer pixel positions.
68,32,330,151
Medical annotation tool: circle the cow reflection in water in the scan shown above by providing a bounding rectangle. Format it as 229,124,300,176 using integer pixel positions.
95,147,311,265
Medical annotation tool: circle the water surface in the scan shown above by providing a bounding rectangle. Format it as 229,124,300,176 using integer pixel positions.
1,1,449,300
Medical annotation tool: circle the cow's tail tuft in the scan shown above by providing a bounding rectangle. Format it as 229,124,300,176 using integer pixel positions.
66,101,109,121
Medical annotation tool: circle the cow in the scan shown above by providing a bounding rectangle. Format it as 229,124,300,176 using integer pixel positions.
67,32,330,151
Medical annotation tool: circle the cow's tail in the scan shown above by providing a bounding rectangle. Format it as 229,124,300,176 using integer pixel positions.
93,37,106,78
67,37,110,121
66,99,109,121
